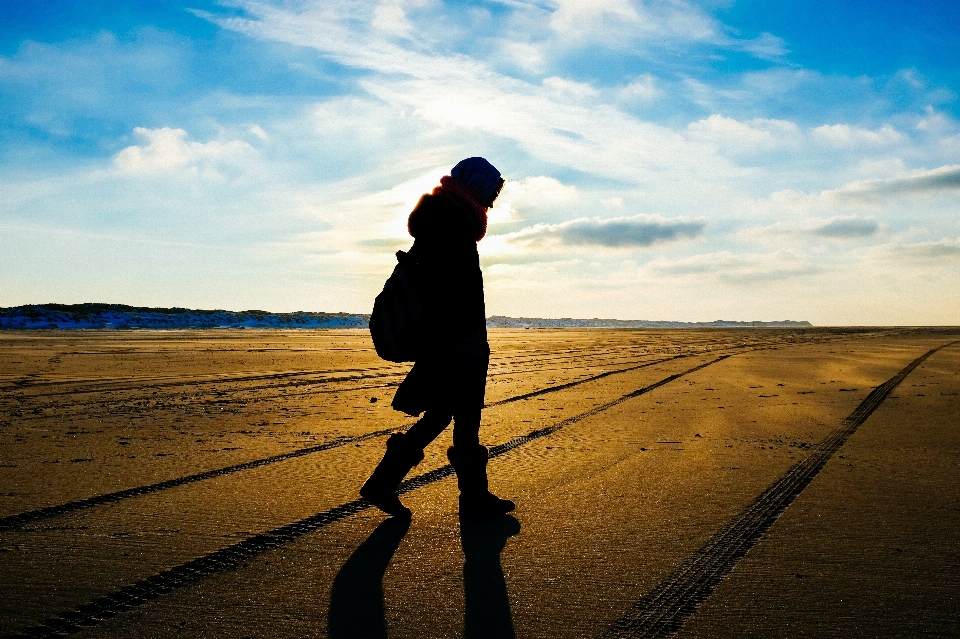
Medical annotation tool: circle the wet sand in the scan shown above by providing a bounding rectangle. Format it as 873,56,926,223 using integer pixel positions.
0,328,957,637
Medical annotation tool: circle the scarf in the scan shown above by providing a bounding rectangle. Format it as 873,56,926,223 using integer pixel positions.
432,175,488,242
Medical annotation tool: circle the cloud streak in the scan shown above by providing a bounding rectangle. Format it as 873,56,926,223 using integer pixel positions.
739,216,880,241
648,251,820,284
502,214,705,248
811,217,878,238
880,238,960,262
842,165,960,197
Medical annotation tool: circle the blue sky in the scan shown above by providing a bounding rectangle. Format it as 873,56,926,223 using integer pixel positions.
2,0,959,324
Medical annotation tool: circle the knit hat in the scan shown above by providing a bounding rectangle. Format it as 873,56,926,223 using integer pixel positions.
451,157,503,207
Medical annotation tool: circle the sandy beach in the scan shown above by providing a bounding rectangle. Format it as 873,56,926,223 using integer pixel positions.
1,327,957,638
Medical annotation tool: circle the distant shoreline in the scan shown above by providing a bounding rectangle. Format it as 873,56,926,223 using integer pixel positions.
0,303,813,330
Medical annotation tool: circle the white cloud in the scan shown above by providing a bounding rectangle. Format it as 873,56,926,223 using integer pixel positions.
502,175,577,205
199,1,774,190
539,0,784,59
112,127,254,175
620,74,660,101
897,68,926,90
916,106,954,133
734,31,787,60
811,123,903,147
547,0,643,45
495,39,547,74
542,76,600,101
686,114,801,152
249,124,269,141
371,1,413,36
487,175,578,225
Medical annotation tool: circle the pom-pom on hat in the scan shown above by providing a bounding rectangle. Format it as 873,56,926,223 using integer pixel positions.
451,157,503,207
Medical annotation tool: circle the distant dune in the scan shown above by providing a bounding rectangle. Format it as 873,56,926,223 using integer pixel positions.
484,316,812,328
0,304,368,330
0,304,812,330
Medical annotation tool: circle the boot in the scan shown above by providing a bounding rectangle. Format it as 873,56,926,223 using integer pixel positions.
360,433,424,517
447,445,515,516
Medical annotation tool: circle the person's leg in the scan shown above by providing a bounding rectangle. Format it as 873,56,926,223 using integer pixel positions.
448,335,512,514
360,432,423,517
360,409,453,517
405,409,453,450
451,407,480,449
448,407,514,516
450,333,487,449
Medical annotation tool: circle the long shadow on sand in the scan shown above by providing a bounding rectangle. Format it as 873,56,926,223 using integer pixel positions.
328,514,520,639
462,514,521,639
328,517,411,639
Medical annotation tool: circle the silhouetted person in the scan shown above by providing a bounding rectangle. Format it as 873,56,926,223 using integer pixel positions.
328,517,410,639
361,157,515,518
461,514,521,639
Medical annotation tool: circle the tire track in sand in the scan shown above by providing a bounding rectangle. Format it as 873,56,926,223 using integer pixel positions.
0,429,396,532
598,341,957,639
0,352,704,531
9,340,662,396
8,355,733,638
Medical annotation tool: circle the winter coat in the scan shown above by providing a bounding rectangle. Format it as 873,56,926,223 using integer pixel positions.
391,193,489,416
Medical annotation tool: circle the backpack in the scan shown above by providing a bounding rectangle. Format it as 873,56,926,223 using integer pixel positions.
369,250,424,362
